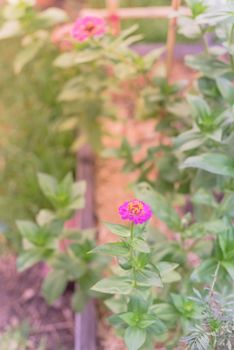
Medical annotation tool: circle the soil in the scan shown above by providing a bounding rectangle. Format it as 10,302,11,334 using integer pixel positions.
0,256,74,350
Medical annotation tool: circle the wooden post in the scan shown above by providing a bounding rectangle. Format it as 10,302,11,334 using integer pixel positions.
106,0,120,35
166,0,181,82
74,144,97,350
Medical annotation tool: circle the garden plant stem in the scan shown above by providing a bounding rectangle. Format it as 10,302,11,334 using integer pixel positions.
130,222,137,288
229,25,234,70
199,26,209,54
209,261,220,299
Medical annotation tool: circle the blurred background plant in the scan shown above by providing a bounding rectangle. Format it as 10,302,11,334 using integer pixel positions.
0,0,75,249
54,21,164,150
86,0,191,43
16,172,106,311
0,0,167,250
0,321,46,350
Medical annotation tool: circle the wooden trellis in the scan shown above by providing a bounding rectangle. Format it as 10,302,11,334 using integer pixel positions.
80,0,189,80
75,1,187,349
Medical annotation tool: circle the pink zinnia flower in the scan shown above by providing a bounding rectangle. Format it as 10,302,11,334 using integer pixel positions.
71,16,106,42
119,199,152,225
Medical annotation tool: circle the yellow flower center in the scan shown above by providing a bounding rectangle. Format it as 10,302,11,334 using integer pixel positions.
128,201,143,215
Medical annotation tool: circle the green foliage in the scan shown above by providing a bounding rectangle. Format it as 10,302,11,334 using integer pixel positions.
55,25,164,151
104,80,189,195
0,1,74,244
176,0,234,347
1,0,234,348
98,1,234,348
183,287,234,350
92,220,180,349
16,173,105,311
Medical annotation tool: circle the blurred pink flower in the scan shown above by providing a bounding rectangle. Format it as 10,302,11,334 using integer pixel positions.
51,23,73,50
71,16,106,42
119,199,152,225
187,252,201,268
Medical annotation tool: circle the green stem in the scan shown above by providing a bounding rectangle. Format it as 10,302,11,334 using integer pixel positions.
229,25,234,70
211,336,217,350
209,262,220,299
199,26,209,54
130,222,137,288
130,221,134,241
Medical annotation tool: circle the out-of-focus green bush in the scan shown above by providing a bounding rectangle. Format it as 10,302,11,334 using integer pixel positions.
0,37,75,247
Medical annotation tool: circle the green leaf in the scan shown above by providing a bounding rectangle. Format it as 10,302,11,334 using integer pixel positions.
186,54,229,78
0,20,22,40
134,182,181,230
191,259,218,282
119,24,139,39
36,209,55,226
144,47,164,69
71,288,89,312
60,172,73,194
16,220,51,246
192,189,217,208
198,6,234,26
91,242,129,257
53,254,87,280
17,220,38,239
124,327,146,350
216,77,234,105
150,303,177,322
53,52,79,68
17,249,45,272
219,193,234,217
160,271,181,284
91,276,132,295
69,197,85,210
157,262,179,275
174,129,203,152
170,293,184,313
42,270,68,304
136,269,163,287
187,95,211,121
178,17,201,38
181,153,234,178
104,222,130,237
72,181,86,197
37,173,57,198
222,262,234,280
119,312,136,326
105,296,126,314
146,317,167,334
54,51,100,68
14,38,46,74
186,219,231,237
128,295,148,314
138,315,159,329
132,238,150,253
38,8,68,27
